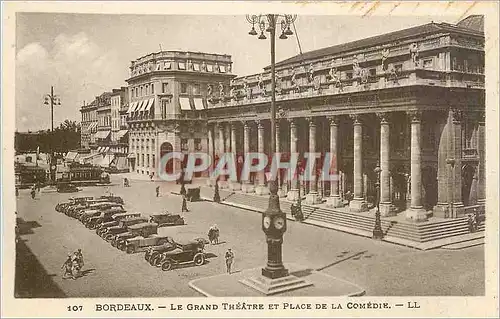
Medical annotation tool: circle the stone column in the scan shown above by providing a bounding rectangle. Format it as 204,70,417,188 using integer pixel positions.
477,112,485,204
433,112,450,217
305,117,321,204
287,118,300,201
377,112,396,216
206,125,215,184
217,122,228,188
255,120,269,195
451,109,464,215
241,121,254,193
349,114,367,212
229,122,241,190
405,110,427,221
276,121,287,198
326,116,343,207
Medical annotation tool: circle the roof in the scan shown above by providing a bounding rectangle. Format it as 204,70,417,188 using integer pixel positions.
456,15,484,33
272,20,484,69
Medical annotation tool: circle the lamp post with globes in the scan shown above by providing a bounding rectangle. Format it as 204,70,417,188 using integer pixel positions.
246,14,297,280
43,86,61,184
372,164,384,240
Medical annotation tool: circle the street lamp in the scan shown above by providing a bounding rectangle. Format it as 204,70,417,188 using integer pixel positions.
246,14,297,280
372,164,383,240
43,86,61,185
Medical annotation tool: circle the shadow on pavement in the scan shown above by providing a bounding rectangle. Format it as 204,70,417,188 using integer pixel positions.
15,239,66,298
316,250,368,272
16,218,42,236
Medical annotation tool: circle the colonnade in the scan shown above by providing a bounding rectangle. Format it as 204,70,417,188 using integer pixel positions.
207,109,485,221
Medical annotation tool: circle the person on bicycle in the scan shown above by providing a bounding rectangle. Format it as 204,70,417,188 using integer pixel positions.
61,254,73,279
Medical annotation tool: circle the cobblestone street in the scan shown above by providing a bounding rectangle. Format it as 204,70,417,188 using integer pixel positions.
15,175,484,297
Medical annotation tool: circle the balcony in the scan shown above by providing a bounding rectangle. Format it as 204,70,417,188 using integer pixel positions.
462,148,478,158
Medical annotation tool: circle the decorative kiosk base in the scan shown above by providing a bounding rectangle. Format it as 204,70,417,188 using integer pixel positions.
239,274,313,296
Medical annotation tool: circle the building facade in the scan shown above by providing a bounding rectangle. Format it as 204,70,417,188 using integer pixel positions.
80,100,98,148
125,50,235,177
201,16,485,221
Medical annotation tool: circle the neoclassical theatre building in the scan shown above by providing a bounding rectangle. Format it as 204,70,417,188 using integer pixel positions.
125,15,484,221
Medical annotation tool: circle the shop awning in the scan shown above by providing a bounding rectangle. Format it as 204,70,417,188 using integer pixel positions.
115,130,129,140
127,102,137,113
179,97,193,111
103,147,110,153
143,98,154,112
65,151,79,161
95,130,111,139
127,153,136,159
193,98,206,110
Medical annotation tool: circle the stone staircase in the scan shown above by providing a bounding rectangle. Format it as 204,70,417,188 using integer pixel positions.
199,186,484,249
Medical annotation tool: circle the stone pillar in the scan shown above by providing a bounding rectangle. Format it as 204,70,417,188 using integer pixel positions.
326,116,343,207
349,114,367,212
255,120,269,195
433,112,450,217
286,118,299,201
241,121,254,193
450,109,464,215
477,112,485,204
229,122,241,190
206,124,214,184
377,112,396,216
217,122,228,188
305,117,322,204
405,111,427,221
276,121,287,197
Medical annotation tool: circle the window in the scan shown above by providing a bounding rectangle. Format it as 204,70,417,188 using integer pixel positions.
423,59,433,69
206,64,213,72
193,63,200,71
346,71,353,79
140,86,144,96
178,62,186,70
193,84,201,95
152,139,155,150
181,138,188,151
219,64,226,73
164,62,171,70
151,83,154,94
194,138,202,151
156,63,161,71
147,155,150,167
152,155,155,168
135,88,138,97
394,64,403,73
181,83,188,94
162,83,169,93
369,68,376,76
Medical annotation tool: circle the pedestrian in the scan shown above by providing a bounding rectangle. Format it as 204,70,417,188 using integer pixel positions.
468,213,477,233
225,248,234,274
61,253,73,279
75,249,84,269
15,187,19,197
156,186,160,197
149,216,154,223
181,193,189,212
214,178,221,203
30,186,36,199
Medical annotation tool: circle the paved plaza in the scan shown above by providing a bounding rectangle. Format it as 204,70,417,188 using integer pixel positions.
15,175,484,297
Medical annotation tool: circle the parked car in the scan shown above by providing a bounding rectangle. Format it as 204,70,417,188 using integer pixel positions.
98,195,124,205
103,217,148,241
160,239,206,271
55,196,93,212
56,182,79,193
115,223,158,250
77,203,123,221
144,241,178,266
124,234,174,254
149,213,185,227
85,206,126,229
96,212,142,236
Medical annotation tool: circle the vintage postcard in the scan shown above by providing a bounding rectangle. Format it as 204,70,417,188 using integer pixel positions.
2,1,499,318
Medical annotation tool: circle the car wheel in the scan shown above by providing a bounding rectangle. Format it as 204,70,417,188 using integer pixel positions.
154,254,166,267
161,259,173,271
126,245,135,254
111,239,117,247
194,253,205,266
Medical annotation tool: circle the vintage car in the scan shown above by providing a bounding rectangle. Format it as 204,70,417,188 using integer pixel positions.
56,182,79,193
105,218,149,243
149,213,185,227
159,239,206,271
96,212,142,236
124,234,174,254
85,206,127,229
67,199,112,217
77,203,123,221
98,195,124,205
115,223,158,250
55,196,93,212
144,241,179,266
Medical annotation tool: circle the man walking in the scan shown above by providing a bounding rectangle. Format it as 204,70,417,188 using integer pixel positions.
225,248,234,274
156,186,160,197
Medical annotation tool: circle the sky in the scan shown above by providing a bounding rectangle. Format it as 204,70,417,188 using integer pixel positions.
15,13,463,132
